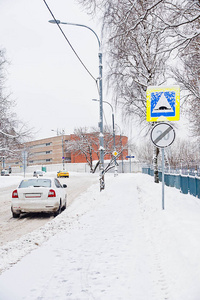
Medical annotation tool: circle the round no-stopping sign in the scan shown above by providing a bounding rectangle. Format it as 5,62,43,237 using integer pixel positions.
151,122,175,148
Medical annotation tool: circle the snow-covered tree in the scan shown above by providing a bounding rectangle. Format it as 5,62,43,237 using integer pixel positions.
157,0,200,52
0,49,31,167
78,0,200,180
165,138,200,169
66,127,128,173
65,127,100,173
134,140,153,164
78,0,170,182
169,29,200,138
151,0,200,138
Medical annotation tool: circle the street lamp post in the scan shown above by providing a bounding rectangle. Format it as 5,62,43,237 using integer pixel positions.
115,124,124,173
61,130,65,171
2,156,5,169
49,19,105,191
92,99,118,176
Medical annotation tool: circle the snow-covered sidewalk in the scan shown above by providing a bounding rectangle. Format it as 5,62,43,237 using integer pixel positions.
0,173,200,300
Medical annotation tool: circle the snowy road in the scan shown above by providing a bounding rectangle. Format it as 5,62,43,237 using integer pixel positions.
0,173,98,246
1,173,200,299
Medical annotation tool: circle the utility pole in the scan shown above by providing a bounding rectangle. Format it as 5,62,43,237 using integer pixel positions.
62,130,65,170
49,19,105,191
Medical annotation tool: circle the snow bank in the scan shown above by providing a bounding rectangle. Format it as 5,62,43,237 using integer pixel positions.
0,176,23,188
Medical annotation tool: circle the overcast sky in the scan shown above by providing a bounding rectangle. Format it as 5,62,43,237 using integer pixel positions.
0,0,126,141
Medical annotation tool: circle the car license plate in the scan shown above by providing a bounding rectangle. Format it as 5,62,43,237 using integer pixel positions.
25,193,41,198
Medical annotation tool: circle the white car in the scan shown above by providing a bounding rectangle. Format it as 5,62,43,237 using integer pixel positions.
33,170,44,177
11,177,67,218
1,169,9,176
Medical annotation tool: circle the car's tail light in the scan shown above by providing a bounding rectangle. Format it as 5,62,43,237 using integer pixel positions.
48,189,56,197
12,190,18,198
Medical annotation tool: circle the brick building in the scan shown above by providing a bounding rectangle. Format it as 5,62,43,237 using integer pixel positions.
7,135,71,168
6,133,128,168
70,133,128,163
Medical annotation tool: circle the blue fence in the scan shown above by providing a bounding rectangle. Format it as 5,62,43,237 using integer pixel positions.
142,167,200,199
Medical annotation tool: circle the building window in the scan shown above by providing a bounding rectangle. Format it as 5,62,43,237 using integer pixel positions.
31,150,52,156
29,142,52,149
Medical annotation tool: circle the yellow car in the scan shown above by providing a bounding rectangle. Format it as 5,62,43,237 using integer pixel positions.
57,171,69,178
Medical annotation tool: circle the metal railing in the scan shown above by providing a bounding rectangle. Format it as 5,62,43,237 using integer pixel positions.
142,166,200,199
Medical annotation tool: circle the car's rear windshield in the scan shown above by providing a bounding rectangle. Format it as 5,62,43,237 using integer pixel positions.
19,179,51,188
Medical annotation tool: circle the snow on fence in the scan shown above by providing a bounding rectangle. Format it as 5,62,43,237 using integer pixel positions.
142,166,200,199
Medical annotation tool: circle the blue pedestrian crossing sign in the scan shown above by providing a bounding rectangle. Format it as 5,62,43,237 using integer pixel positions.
146,85,180,122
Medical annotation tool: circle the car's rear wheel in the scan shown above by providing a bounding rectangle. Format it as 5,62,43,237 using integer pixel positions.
12,211,20,218
62,201,67,211
54,201,62,217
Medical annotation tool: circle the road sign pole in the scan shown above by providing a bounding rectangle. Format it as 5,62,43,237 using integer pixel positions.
162,148,165,210
126,155,135,173
22,150,27,178
150,124,176,210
